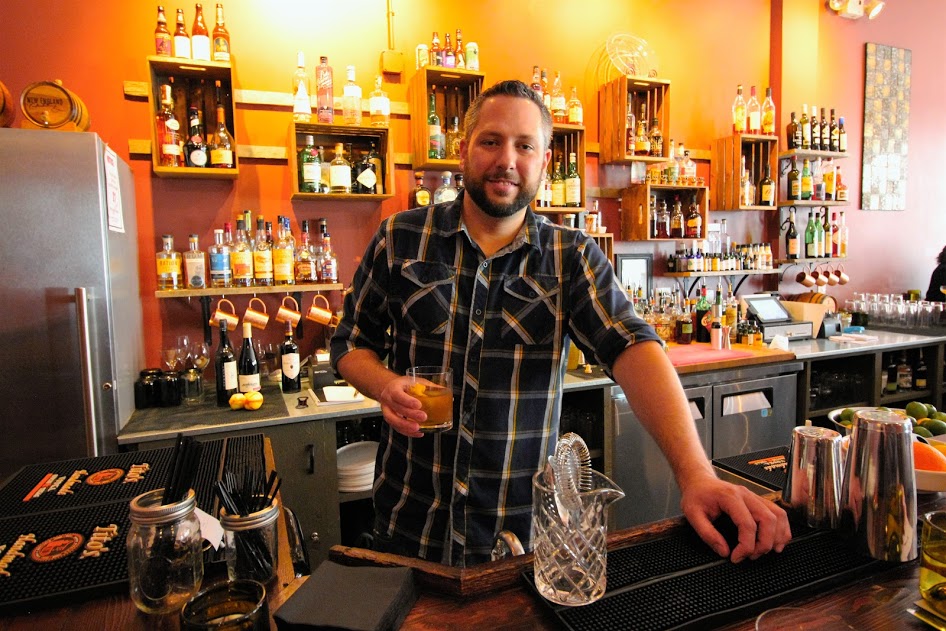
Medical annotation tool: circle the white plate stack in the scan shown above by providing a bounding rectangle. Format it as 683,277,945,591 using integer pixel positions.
337,441,378,493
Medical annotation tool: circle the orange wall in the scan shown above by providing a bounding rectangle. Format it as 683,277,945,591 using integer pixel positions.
1,0,941,366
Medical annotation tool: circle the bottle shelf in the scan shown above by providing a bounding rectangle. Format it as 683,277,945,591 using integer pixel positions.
409,66,485,171
775,257,847,265
620,184,708,241
291,192,394,202
533,206,585,215
779,149,849,161
152,165,238,180
665,269,779,278
155,282,343,299
598,75,671,166
412,158,461,173
777,200,849,208
289,122,393,200
710,133,778,211
879,389,933,405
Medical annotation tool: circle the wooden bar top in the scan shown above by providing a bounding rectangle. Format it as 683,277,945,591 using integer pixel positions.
667,341,796,375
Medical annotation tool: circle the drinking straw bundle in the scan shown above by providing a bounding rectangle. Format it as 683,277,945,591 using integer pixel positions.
214,468,282,581
162,433,203,505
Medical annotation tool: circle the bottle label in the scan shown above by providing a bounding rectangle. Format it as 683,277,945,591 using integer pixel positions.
428,126,443,154
210,148,233,166
212,36,230,62
162,142,182,156
231,251,253,279
837,187,848,202
174,37,191,59
191,36,211,61
282,353,300,380
210,252,232,281
184,255,206,289
839,133,847,153
565,178,581,205
356,167,378,190
748,112,760,131
293,82,311,116
369,96,391,116
790,179,800,199
322,259,338,282
253,251,273,278
156,258,181,276
155,35,172,56
330,164,352,189
551,96,566,112
238,373,261,393
416,189,431,206
551,182,565,207
302,162,319,185
567,105,583,125
788,238,799,257
806,241,816,257
273,250,294,281
761,183,774,204
917,377,928,389
222,361,238,390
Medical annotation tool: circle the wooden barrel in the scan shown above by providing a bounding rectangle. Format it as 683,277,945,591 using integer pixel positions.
19,80,90,131
785,292,838,313
0,80,14,127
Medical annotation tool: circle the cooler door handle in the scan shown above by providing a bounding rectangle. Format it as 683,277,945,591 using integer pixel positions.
307,444,316,474
76,287,100,457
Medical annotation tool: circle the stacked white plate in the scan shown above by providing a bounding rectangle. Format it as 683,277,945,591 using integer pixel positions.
337,441,378,493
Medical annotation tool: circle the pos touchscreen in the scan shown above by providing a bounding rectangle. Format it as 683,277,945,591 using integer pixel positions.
743,294,794,323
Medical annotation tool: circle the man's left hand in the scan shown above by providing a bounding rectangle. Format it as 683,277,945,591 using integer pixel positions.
680,474,792,563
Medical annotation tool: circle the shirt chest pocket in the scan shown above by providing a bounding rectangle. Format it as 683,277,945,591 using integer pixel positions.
398,260,456,334
500,275,561,347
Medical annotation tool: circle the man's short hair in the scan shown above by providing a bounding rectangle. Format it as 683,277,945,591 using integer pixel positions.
462,80,553,151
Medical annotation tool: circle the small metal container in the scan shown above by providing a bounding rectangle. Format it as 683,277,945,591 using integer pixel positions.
840,409,917,562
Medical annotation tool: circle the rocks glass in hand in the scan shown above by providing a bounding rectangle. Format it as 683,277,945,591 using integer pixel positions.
407,367,454,432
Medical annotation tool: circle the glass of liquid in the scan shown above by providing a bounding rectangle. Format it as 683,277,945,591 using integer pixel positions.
407,367,454,432
922,511,946,617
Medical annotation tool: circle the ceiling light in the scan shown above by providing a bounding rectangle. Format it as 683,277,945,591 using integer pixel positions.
865,0,885,19
835,0,864,19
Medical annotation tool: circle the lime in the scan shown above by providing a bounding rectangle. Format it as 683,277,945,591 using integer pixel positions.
840,408,856,423
915,426,934,438
927,403,939,418
921,419,946,436
906,401,929,420
934,411,946,423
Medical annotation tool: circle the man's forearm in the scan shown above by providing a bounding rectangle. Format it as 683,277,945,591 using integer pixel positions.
336,349,400,402
610,342,716,488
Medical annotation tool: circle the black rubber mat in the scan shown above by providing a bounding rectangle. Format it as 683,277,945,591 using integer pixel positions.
523,525,881,631
713,445,789,491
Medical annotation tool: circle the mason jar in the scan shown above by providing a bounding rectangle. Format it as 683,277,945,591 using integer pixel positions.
127,488,204,614
220,498,280,585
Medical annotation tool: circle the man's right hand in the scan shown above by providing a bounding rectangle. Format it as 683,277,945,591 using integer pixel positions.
378,375,426,438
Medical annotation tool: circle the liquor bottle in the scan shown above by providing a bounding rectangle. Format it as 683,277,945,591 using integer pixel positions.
329,142,351,193
265,219,274,246
550,159,565,207
530,65,542,94
455,173,464,194
682,150,697,185
297,134,319,193
316,56,334,124
838,210,849,257
214,319,238,406
787,156,800,200
746,86,761,134
155,84,183,167
320,232,338,282
191,4,211,61
567,87,583,125
184,105,208,167
915,351,929,389
800,104,810,150
829,109,839,152
430,32,442,66
732,85,746,134
252,217,273,286
273,219,295,285
280,321,301,393
173,8,190,58
830,211,841,258
684,196,702,239
155,6,172,56
211,3,229,62
454,29,465,68
694,284,712,344
443,32,455,68
541,69,551,111
810,157,823,201
719,218,731,256
635,104,650,155
739,155,752,206
835,167,848,202
838,116,847,153
655,199,670,238
669,197,684,239
813,209,826,258
316,146,330,192
821,210,832,258
209,83,235,168
550,72,567,123
445,116,461,160
433,171,458,204
564,153,581,207
342,65,362,125
242,210,255,250
292,51,312,123
209,227,232,288
238,322,261,393
368,75,390,127
800,158,813,200
758,162,775,206
820,107,829,152
761,87,776,135
897,352,913,391
649,117,662,157
785,112,798,149
183,233,207,289
625,101,636,155
810,104,821,151
156,234,182,289
350,151,375,194
294,220,318,282
665,139,679,183
366,142,384,194
885,355,899,395
785,207,800,260
427,86,444,159
823,158,835,201
677,306,693,345
804,211,817,258
401,172,429,210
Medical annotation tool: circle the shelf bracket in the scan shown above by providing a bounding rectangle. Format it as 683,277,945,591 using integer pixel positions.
200,296,213,346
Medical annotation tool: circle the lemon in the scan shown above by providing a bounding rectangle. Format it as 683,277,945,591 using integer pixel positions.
921,419,946,436
915,426,934,438
906,401,928,420
229,393,246,410
243,390,264,410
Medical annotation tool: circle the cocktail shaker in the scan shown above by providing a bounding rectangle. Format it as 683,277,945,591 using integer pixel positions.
840,409,917,562
783,425,842,529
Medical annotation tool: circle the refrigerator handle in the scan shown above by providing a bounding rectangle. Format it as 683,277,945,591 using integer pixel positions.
76,287,100,457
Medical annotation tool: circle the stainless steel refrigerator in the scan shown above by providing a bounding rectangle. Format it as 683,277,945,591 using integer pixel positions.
0,128,143,479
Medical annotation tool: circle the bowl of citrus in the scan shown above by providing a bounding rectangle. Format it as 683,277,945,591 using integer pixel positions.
914,438,946,493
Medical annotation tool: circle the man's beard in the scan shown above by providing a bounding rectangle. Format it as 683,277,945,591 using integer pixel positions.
463,170,540,218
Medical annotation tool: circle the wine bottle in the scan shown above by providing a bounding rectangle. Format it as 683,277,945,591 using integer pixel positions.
214,319,238,406
280,321,301,393
238,322,261,393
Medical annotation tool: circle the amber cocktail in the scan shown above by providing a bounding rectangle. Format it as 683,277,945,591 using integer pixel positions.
407,367,453,432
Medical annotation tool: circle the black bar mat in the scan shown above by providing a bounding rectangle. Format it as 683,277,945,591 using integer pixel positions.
713,445,789,491
523,526,881,631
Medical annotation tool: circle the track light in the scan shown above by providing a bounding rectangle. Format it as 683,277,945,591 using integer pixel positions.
865,0,885,19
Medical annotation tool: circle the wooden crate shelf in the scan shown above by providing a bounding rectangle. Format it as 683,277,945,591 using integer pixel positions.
710,133,778,210
598,75,671,165
621,184,708,241
408,67,484,171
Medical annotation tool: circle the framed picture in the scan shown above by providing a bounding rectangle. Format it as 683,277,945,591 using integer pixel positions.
614,253,653,297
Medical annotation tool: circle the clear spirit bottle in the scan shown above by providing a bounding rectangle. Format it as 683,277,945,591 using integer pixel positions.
368,75,390,127
292,51,312,123
342,65,362,125
445,116,462,160
183,234,207,289
316,56,334,124
433,171,458,204
294,220,318,283
273,218,295,285
155,84,183,167
208,227,232,288
550,72,566,123
253,217,274,286
329,142,351,193
731,85,746,133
